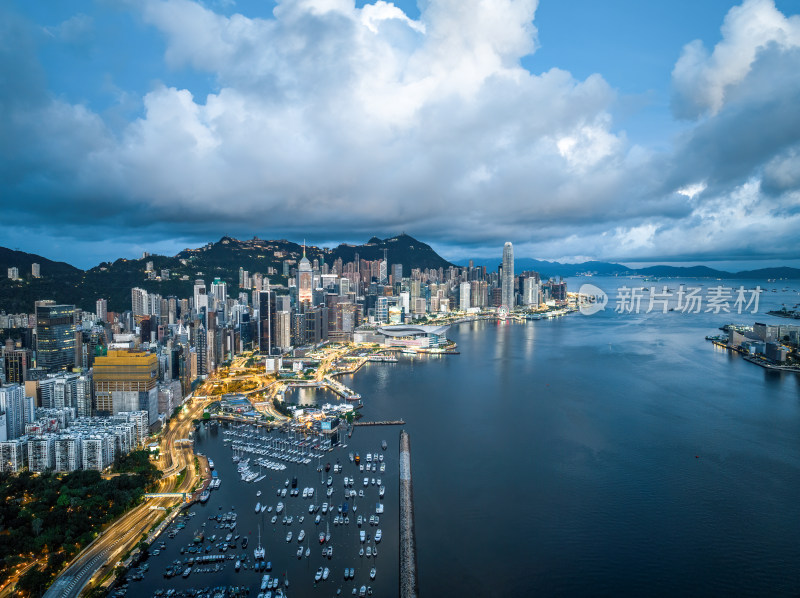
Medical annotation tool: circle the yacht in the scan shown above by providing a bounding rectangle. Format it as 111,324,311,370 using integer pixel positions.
253,527,265,560
271,515,277,524
315,567,323,582
276,502,284,513
366,546,372,557
360,530,366,542
379,486,385,498
370,568,376,580
363,478,369,487
298,529,305,542
323,567,330,580
285,531,293,542
357,515,363,527
381,440,387,451
255,502,261,514
375,529,382,543
256,490,262,497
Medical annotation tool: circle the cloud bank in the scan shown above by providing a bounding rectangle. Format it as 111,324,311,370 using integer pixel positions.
1,0,800,265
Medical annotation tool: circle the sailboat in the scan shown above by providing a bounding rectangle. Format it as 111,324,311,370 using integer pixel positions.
254,524,265,560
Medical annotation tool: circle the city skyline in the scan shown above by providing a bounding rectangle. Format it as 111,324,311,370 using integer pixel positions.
3,1,800,268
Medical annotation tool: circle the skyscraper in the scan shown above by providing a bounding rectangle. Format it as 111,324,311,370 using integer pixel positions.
501,242,514,311
298,245,313,305
36,304,76,372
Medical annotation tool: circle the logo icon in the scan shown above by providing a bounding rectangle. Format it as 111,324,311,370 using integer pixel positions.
578,284,607,315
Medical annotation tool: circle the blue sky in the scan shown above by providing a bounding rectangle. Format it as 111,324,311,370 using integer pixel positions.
2,0,800,269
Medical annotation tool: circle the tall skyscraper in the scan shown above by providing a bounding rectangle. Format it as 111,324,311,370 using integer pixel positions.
0,384,25,440
31,263,40,278
501,242,514,310
36,304,76,372
298,245,313,305
258,290,277,354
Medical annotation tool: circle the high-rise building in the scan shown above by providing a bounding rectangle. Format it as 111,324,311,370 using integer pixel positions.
210,278,228,305
523,278,540,308
0,384,25,440
275,311,292,350
31,263,40,278
501,242,514,311
7,267,19,280
459,282,471,311
258,291,277,354
96,298,108,323
193,279,207,316
392,263,403,284
93,350,158,425
131,287,148,318
298,246,313,305
3,342,31,384
36,304,76,372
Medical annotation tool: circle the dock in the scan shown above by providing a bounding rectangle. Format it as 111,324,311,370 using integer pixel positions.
399,430,419,598
353,420,406,426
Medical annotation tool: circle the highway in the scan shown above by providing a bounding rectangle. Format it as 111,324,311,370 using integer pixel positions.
42,391,212,598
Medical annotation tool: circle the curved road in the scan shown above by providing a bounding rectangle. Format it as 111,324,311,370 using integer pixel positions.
43,393,211,598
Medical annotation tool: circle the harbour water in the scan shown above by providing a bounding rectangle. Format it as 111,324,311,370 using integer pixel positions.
135,277,800,596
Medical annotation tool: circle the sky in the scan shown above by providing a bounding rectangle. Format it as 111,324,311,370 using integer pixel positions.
2,0,800,269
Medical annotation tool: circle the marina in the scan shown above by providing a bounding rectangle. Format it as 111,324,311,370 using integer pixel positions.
121,421,398,597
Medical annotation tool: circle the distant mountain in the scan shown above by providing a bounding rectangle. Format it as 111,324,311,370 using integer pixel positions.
466,256,800,280
329,234,454,277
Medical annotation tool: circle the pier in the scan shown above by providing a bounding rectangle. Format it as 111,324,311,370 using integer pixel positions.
353,420,406,426
399,430,419,598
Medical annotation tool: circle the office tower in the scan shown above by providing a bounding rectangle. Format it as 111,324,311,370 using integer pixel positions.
258,290,277,354
210,278,227,304
375,297,389,323
96,298,108,322
7,267,19,280
380,250,388,285
523,278,540,308
31,263,40,278
193,279,207,314
501,242,514,310
0,384,25,440
298,246,313,305
392,263,403,285
276,311,292,350
93,350,158,425
3,342,31,384
459,282,471,311
36,304,76,372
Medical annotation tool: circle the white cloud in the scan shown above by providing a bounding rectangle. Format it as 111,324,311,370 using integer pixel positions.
672,0,800,119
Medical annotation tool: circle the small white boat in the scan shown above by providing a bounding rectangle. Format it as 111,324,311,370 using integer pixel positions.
315,567,323,582
285,531,293,542
369,568,376,580
375,529,382,543
322,567,330,580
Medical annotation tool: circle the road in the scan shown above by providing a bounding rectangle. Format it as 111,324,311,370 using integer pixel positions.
41,392,212,598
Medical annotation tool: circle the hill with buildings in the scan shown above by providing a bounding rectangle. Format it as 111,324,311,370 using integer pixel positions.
0,234,454,313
